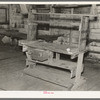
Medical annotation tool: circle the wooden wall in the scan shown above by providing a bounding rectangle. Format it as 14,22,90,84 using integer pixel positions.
7,4,100,60
88,6,100,59
0,4,9,29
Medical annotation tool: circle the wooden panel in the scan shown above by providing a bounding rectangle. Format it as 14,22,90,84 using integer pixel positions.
50,28,60,35
52,4,79,8
19,28,27,34
50,22,80,28
26,41,79,56
28,49,49,61
27,23,37,41
32,20,49,24
38,30,50,35
71,37,79,44
24,65,75,87
90,22,100,29
89,46,100,53
89,42,100,47
97,6,100,9
89,33,100,40
71,31,80,37
74,6,91,14
90,29,100,33
27,58,77,71
89,52,100,59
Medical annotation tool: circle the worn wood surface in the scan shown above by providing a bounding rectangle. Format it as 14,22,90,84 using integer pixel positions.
89,46,100,52
89,52,100,59
89,33,100,40
91,29,100,33
26,41,79,57
56,53,60,60
27,58,77,75
24,64,75,88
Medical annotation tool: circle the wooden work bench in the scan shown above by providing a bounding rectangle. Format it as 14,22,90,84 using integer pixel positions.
19,39,87,90
18,6,97,90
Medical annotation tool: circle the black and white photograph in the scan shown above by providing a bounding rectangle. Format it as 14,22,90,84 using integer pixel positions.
0,2,100,94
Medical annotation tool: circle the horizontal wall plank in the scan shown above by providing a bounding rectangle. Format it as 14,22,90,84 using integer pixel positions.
97,6,100,9
89,52,100,59
90,22,100,29
90,29,100,33
89,33,100,40
89,46,100,52
38,30,50,35
89,42,100,47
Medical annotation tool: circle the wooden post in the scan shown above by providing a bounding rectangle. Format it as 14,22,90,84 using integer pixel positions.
75,52,84,82
70,52,86,91
90,4,97,15
27,23,37,41
56,53,60,60
48,51,53,64
9,4,14,29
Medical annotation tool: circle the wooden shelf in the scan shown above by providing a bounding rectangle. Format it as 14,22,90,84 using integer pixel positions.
27,58,77,78
24,65,75,88
27,58,77,70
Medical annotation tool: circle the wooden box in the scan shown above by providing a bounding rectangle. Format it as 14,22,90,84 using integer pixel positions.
29,49,49,62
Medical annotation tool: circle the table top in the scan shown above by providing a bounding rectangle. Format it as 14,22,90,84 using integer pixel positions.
26,40,79,56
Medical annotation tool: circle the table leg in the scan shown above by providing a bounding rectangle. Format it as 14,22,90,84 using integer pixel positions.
71,52,87,91
48,51,53,64
56,53,60,61
75,52,84,82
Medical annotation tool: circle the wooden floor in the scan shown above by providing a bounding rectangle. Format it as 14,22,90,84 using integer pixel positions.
0,40,100,91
